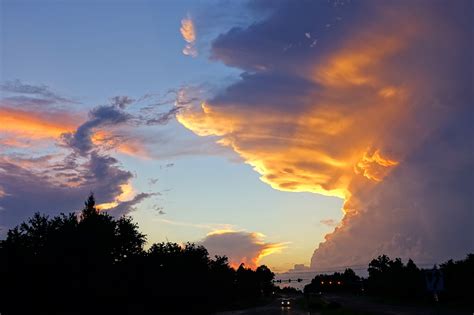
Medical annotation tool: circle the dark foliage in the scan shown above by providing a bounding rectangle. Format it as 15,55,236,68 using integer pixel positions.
439,254,474,304
366,255,425,298
304,268,362,295
305,254,473,307
275,286,302,295
0,194,275,315
365,254,473,306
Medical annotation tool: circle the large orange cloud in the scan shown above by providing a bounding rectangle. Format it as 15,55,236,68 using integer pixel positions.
177,19,415,205
178,1,472,269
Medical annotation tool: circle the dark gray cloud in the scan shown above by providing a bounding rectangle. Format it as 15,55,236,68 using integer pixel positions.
105,192,157,218
61,105,132,155
212,72,317,111
0,152,133,235
145,106,181,125
152,205,165,215
211,0,364,72
110,96,135,109
148,178,159,185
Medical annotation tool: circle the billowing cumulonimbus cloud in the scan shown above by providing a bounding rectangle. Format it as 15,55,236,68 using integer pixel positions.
180,16,198,57
178,0,473,270
201,230,287,269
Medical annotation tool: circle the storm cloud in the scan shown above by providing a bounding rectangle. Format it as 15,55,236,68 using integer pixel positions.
177,0,474,269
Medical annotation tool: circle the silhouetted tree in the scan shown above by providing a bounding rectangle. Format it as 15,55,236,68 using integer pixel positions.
256,265,275,296
0,194,278,314
81,193,98,219
0,194,150,314
366,255,432,299
440,254,474,305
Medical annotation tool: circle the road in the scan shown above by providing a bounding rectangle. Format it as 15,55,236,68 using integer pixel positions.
324,293,470,315
214,294,471,315
214,300,312,315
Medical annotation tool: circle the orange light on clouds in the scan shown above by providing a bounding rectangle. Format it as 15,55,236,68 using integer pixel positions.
203,229,288,270
0,107,150,159
0,107,77,141
378,87,398,98
314,35,403,88
206,229,240,236
175,11,434,266
0,186,8,198
91,130,150,159
257,242,287,262
97,183,136,210
180,17,196,43
116,142,150,159
180,16,197,57
354,150,398,182
175,17,423,211
176,102,236,137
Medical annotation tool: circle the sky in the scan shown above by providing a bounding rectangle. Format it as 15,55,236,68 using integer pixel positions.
0,0,472,273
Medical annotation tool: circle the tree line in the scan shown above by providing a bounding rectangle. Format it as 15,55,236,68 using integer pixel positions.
304,254,473,306
0,195,275,315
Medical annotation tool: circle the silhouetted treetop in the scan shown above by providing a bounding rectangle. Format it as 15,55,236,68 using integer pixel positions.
81,192,98,219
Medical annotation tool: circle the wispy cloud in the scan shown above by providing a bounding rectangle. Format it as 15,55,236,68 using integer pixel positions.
153,218,235,231
0,79,77,104
320,219,339,228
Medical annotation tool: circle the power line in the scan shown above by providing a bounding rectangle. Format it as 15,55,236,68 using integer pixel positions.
275,262,441,279
277,262,440,275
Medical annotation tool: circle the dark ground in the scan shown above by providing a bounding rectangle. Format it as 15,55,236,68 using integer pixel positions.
214,299,309,315
323,293,471,315
214,293,472,315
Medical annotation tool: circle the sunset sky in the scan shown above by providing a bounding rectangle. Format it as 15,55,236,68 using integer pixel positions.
1,0,472,273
